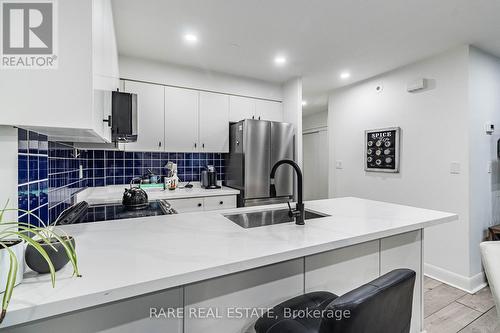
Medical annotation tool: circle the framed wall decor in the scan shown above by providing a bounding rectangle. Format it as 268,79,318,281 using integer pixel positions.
365,127,400,173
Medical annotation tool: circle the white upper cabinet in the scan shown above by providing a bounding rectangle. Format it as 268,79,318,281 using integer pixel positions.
123,81,164,151
199,92,230,152
229,96,283,123
0,0,119,143
164,87,199,152
255,99,283,122
229,96,255,122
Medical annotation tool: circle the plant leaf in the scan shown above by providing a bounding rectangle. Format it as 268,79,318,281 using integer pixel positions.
0,241,18,324
3,232,56,287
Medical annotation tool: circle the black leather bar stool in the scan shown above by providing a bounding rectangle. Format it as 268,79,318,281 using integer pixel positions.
255,269,416,333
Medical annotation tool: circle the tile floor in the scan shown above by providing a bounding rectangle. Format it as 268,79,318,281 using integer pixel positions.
424,276,499,332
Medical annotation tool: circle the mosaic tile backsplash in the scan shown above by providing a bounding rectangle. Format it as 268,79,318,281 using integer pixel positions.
18,129,225,225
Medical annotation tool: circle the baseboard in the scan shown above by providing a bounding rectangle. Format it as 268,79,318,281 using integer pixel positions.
424,263,487,294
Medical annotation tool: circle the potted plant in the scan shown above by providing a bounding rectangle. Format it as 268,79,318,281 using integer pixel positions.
0,200,80,323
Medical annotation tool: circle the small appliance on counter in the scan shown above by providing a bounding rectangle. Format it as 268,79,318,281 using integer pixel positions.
201,165,221,189
164,161,180,190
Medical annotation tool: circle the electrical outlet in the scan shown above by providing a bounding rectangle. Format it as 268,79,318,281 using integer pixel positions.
335,161,343,169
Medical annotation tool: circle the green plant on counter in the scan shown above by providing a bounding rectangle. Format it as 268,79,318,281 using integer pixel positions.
0,200,80,323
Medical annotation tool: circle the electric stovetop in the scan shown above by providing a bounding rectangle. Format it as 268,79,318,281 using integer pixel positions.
83,200,174,223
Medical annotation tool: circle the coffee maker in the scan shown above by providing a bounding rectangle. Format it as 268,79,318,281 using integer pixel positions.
201,165,221,189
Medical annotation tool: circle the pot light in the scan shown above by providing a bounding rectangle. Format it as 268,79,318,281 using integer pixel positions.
184,33,198,44
302,100,307,106
340,71,351,80
274,56,287,66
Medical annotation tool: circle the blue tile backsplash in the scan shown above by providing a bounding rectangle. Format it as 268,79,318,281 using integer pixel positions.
18,129,225,225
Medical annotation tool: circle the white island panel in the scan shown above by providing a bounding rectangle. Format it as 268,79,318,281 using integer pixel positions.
380,230,423,333
304,240,380,295
184,259,304,333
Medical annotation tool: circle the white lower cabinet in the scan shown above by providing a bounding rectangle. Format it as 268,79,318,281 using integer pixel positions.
167,198,205,213
167,195,236,213
203,195,237,210
184,259,304,333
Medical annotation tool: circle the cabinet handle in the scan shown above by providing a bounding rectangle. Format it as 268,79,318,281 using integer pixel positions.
194,143,197,148
197,203,202,207
219,201,224,205
252,115,255,120
158,141,162,147
258,116,261,120
202,143,205,149
103,115,112,127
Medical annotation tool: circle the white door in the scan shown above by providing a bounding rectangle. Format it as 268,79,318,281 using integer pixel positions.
164,86,199,152
303,129,329,200
229,95,255,122
199,92,230,152
255,100,283,122
123,81,164,151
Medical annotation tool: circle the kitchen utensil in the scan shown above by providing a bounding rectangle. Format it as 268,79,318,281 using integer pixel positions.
122,178,149,210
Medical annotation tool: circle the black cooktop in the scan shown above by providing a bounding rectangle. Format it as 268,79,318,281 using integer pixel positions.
83,201,169,223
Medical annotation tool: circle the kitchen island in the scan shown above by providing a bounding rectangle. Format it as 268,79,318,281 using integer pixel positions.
2,197,456,333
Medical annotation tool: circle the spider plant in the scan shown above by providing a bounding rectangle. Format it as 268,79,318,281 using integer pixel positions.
0,200,80,323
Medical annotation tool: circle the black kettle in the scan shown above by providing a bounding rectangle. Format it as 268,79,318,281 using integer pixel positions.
122,179,149,210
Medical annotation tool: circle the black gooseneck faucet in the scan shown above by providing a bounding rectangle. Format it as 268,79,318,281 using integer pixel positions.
270,159,305,225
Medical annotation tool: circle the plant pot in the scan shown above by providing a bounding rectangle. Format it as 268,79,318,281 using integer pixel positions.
25,236,75,274
0,240,25,293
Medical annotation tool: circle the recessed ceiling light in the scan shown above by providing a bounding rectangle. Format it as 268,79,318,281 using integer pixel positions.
274,56,287,66
302,100,307,106
340,71,351,80
184,33,198,44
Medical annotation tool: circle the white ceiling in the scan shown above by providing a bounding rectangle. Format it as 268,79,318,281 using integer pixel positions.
112,0,500,115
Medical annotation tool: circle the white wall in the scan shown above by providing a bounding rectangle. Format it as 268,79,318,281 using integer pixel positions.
0,127,18,222
119,56,283,101
468,47,500,279
328,46,474,290
303,111,328,131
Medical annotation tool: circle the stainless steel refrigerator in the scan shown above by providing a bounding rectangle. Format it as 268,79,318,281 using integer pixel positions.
224,119,294,207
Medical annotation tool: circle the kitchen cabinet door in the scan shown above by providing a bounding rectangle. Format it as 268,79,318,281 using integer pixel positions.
164,86,199,152
229,95,255,122
255,100,283,122
122,81,164,151
199,92,230,152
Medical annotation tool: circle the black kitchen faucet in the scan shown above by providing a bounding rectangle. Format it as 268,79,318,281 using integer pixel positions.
270,159,305,225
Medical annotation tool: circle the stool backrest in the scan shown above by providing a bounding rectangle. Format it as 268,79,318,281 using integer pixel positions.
319,269,416,333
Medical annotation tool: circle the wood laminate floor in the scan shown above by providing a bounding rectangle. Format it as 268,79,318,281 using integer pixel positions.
424,276,499,333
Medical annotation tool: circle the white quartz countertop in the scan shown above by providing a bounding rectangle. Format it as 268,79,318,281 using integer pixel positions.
2,197,457,327
76,182,240,204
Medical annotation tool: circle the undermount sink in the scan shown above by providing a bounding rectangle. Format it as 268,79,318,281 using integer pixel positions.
224,208,330,229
